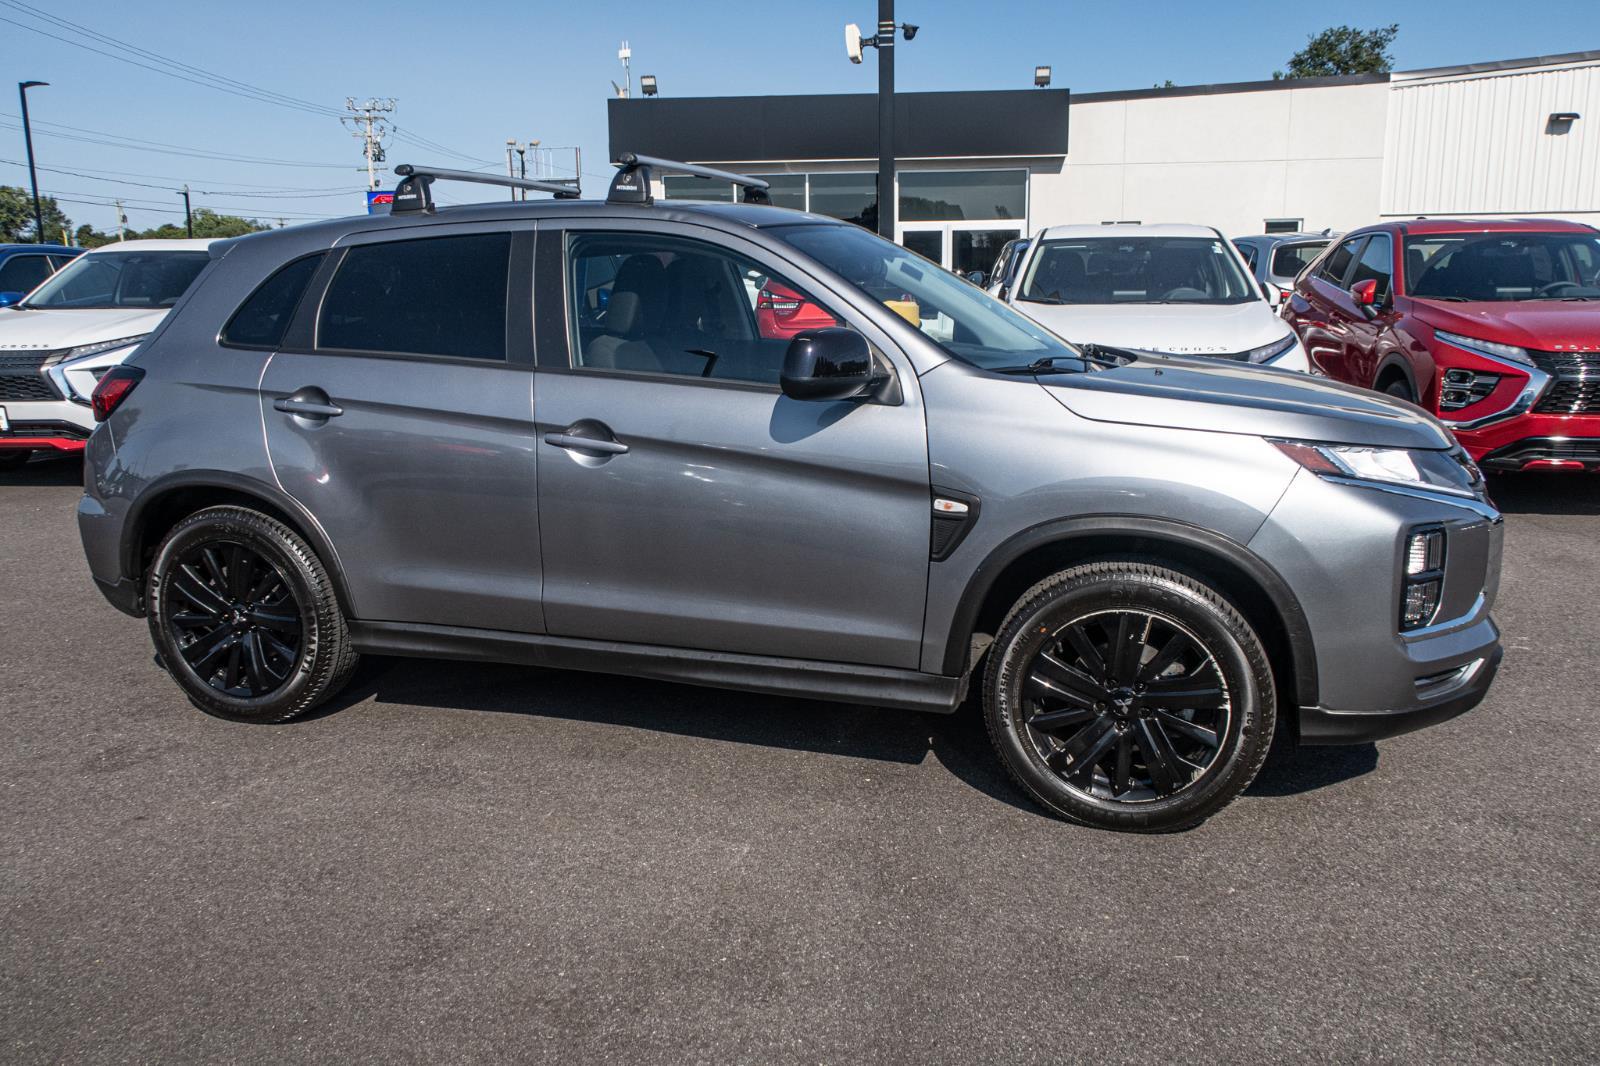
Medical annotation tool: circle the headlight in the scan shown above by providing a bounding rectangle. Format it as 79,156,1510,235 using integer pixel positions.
1434,330,1532,367
1272,439,1484,499
1243,333,1297,364
62,335,148,362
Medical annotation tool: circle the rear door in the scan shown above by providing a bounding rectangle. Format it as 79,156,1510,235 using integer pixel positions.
259,223,544,632
531,220,931,669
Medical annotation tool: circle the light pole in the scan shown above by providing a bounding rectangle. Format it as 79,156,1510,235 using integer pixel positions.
18,81,48,244
179,185,193,238
846,6,917,240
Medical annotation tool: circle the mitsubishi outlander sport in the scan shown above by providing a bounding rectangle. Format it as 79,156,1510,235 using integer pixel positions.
76,158,1504,832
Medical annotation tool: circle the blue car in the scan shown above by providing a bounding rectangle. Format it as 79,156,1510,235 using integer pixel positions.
0,244,82,307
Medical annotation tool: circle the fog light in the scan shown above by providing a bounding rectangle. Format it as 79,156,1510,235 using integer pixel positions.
1438,369,1500,411
1402,579,1443,629
1406,529,1444,575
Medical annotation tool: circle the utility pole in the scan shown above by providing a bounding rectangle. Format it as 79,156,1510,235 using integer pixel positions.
179,185,193,238
18,81,48,243
342,98,396,192
505,139,520,201
612,41,632,99
113,199,126,241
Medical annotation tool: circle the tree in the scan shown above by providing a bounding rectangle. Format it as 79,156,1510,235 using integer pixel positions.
1275,24,1398,79
71,209,270,248
1,185,74,244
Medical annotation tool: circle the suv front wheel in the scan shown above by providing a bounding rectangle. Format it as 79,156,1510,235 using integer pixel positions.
146,506,358,723
984,562,1275,832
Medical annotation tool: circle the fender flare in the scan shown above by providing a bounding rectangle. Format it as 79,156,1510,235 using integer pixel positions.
1373,351,1419,397
119,469,356,615
939,514,1319,707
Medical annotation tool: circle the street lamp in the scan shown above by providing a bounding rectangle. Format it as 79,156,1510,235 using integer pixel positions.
1034,65,1052,88
640,74,658,97
17,81,48,244
843,5,919,239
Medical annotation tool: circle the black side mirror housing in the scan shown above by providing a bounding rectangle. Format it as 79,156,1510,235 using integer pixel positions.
965,270,987,286
781,328,879,402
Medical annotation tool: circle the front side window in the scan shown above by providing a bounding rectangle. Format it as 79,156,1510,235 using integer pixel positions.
1349,234,1393,298
1318,237,1363,285
566,232,842,385
1270,240,1328,280
773,222,1084,373
1017,236,1257,305
0,254,54,294
23,251,208,309
222,253,325,349
1405,232,1600,301
317,234,510,360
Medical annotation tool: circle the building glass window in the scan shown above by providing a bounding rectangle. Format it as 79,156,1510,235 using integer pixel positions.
808,173,877,229
899,170,1025,222
662,175,734,202
748,174,807,211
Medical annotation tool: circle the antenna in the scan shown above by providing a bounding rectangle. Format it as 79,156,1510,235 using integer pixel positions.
617,40,632,98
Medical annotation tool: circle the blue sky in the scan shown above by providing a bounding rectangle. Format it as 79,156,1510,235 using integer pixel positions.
3,0,1598,233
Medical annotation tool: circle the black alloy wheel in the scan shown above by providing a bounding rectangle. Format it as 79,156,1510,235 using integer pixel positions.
1021,609,1230,802
166,540,302,699
147,506,358,723
985,561,1275,832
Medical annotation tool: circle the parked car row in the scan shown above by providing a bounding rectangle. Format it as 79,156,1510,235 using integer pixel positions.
51,157,1504,834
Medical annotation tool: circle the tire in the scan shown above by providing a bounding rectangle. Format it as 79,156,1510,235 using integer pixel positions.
984,561,1276,832
146,505,358,723
1382,378,1414,402
0,450,31,471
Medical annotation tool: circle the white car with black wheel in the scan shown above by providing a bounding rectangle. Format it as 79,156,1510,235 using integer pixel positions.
1004,223,1310,372
0,239,213,468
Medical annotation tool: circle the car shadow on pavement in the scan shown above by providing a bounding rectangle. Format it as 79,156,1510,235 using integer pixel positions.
0,454,83,486
1487,473,1600,515
317,655,1376,816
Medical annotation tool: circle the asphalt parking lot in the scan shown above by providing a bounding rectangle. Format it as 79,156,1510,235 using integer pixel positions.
3,454,1597,1064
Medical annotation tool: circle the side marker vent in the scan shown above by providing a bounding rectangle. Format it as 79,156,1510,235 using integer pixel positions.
930,489,980,561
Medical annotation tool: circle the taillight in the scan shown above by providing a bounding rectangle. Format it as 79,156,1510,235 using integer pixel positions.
757,285,804,318
91,365,144,422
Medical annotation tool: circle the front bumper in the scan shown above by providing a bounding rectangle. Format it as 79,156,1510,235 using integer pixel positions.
1300,645,1501,744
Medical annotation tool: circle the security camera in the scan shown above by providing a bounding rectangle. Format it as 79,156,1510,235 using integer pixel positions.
901,23,919,40
845,23,864,64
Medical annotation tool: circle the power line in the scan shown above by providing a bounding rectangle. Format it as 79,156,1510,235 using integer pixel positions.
0,157,357,197
0,117,353,169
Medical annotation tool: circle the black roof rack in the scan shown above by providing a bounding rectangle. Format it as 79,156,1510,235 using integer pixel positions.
607,153,771,206
390,164,581,215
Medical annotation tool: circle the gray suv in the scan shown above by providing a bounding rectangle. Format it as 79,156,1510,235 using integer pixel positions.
76,158,1504,832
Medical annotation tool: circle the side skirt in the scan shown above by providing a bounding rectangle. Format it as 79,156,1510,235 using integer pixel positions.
347,621,967,714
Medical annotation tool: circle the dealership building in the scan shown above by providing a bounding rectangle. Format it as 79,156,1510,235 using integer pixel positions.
607,49,1599,278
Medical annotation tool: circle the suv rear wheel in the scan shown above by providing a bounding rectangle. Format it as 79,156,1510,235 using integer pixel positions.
984,561,1275,832
146,506,358,723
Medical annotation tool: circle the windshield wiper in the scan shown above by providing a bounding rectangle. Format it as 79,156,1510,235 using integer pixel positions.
988,355,1088,375
1018,294,1066,304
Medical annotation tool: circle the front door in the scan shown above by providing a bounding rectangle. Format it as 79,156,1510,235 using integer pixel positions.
533,223,932,669
260,225,544,633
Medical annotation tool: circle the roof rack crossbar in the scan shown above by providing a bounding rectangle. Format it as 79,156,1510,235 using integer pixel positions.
390,163,581,215
608,153,771,206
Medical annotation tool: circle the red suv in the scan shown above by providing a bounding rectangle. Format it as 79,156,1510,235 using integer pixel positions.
1282,219,1600,471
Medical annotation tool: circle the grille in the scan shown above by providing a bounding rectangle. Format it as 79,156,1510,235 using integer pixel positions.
1530,350,1600,415
0,350,60,402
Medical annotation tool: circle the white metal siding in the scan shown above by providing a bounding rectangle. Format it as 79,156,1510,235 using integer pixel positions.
1382,61,1600,218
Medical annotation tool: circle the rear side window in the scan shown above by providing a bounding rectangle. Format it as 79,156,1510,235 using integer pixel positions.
1270,241,1327,280
221,253,325,349
317,233,510,360
1234,242,1258,270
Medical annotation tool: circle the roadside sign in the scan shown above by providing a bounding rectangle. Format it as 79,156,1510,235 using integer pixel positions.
367,190,395,214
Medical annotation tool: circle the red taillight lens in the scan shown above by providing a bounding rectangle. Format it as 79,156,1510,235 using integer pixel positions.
91,365,144,422
757,283,805,318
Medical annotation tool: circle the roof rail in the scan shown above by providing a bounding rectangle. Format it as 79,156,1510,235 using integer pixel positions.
390,164,581,215
607,153,771,206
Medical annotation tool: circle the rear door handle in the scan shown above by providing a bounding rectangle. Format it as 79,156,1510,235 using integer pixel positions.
273,388,343,419
544,432,628,455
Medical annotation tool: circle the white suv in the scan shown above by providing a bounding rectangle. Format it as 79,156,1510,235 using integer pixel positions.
1003,223,1309,372
0,239,213,467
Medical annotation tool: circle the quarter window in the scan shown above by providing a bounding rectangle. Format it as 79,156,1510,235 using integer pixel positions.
317,234,510,360
0,254,53,294
221,253,325,349
566,232,842,385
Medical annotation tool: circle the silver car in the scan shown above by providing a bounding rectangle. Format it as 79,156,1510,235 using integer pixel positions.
1234,231,1335,303
74,159,1503,832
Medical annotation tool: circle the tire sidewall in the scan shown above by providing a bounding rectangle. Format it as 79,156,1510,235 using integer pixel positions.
146,509,325,723
987,567,1272,831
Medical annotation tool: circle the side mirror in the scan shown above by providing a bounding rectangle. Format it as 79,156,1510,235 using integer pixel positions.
1350,278,1379,306
781,328,878,402
965,270,986,286
1260,280,1281,309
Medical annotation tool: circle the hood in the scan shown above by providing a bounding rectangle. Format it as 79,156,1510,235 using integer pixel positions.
0,306,167,352
1038,353,1453,450
1014,300,1290,357
1411,299,1600,351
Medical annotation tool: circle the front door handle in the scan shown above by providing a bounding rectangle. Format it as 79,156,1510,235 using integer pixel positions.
544,432,628,455
273,388,343,420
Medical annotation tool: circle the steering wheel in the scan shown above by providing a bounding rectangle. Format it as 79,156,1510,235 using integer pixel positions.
1538,280,1582,297
1162,287,1209,301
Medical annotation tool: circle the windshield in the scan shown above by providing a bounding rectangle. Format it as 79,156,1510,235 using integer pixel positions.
1019,236,1257,305
1405,232,1600,301
772,223,1085,372
23,251,208,310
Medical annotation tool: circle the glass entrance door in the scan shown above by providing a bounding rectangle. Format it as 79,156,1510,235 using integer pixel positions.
952,227,1021,285
901,228,943,265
